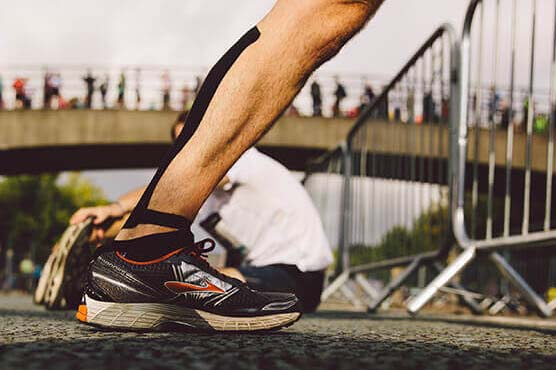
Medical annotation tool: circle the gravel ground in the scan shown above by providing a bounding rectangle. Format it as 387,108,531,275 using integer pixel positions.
1,294,555,370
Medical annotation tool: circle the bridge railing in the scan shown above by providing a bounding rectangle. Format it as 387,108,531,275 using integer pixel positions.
312,24,489,313
409,0,556,317
0,64,388,117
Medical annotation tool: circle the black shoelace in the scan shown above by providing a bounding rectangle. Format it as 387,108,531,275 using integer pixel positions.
184,238,247,288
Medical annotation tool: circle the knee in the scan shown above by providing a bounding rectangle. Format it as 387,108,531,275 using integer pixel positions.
325,0,377,32
297,0,382,63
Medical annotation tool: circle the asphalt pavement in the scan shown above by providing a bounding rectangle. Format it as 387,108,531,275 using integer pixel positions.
1,294,555,370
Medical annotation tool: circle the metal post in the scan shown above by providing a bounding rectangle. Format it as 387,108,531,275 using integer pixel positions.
337,142,351,276
545,0,556,232
471,2,485,240
487,0,501,240
489,252,552,317
339,284,365,309
503,0,518,238
432,261,483,314
355,273,380,301
407,246,477,315
320,270,350,302
522,0,537,235
368,257,423,313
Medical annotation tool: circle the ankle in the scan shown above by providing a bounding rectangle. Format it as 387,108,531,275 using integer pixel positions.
112,226,194,262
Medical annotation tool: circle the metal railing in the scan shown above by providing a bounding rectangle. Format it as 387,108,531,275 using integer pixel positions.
408,0,556,317
310,24,485,313
303,146,348,278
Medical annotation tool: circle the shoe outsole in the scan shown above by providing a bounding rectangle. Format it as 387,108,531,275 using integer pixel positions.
39,220,93,309
77,295,301,332
33,250,56,305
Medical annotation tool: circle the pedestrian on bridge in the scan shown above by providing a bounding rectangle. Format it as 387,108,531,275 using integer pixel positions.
333,76,347,117
83,70,96,109
99,74,109,109
162,70,171,110
13,77,30,110
116,71,126,109
135,68,142,110
359,79,376,113
310,80,322,117
50,74,62,109
43,71,53,109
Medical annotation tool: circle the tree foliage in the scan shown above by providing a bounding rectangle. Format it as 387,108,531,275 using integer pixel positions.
0,173,107,267
349,205,450,267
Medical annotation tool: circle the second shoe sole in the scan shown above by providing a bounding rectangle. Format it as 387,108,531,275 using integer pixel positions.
78,295,301,332
43,220,93,309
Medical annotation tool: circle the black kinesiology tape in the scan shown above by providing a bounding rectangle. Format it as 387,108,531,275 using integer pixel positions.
112,26,261,261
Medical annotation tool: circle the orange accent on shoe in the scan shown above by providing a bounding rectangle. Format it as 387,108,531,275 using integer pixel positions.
116,248,184,265
164,280,225,294
76,304,88,322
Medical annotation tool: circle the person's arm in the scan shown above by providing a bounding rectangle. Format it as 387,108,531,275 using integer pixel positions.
115,186,146,214
69,186,146,226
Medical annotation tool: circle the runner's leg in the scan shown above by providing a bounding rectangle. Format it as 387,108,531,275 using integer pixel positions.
117,0,383,257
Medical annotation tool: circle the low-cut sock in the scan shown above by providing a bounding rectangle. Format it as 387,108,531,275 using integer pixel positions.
114,230,193,262
110,27,262,262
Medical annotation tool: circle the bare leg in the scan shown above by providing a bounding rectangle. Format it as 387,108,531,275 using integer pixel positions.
118,0,383,241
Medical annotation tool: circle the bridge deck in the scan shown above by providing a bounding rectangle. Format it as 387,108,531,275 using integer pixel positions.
1,110,553,173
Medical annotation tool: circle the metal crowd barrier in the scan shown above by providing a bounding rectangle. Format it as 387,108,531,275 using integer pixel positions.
408,0,556,317
303,146,348,278
308,24,484,313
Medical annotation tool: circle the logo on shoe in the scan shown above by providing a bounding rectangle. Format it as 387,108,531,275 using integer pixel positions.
164,280,225,294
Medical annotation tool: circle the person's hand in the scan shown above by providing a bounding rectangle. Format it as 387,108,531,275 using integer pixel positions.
89,226,106,245
70,203,125,226
70,203,126,244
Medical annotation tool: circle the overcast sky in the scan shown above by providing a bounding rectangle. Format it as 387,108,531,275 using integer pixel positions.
3,0,551,94
0,0,468,76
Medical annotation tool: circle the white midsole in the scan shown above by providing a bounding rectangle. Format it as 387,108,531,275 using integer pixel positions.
83,295,300,331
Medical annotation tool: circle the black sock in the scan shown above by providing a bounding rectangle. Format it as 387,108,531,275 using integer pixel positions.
113,229,193,262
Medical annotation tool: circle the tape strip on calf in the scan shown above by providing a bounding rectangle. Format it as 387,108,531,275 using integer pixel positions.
113,26,261,261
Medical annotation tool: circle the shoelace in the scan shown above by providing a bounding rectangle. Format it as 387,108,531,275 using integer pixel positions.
185,238,246,288
190,238,216,259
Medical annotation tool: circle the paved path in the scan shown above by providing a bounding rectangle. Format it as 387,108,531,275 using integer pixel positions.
1,294,555,370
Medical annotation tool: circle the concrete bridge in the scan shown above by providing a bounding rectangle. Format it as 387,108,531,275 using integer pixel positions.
1,110,552,176
0,110,353,174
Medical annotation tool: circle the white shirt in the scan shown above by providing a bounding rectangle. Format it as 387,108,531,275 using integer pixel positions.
212,148,333,272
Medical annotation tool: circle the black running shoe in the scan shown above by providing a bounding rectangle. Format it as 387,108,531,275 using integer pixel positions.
77,238,302,331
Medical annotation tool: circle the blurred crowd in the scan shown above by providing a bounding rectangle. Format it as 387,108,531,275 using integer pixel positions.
473,87,552,134
308,76,377,118
0,69,205,112
0,69,551,133
0,68,384,118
